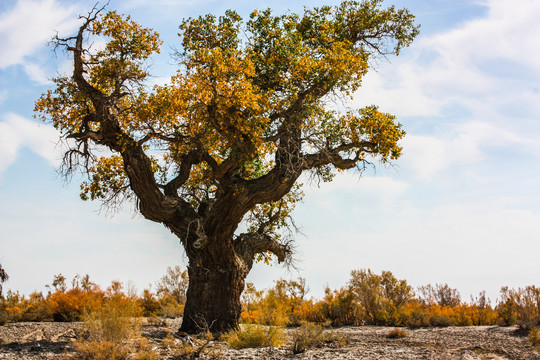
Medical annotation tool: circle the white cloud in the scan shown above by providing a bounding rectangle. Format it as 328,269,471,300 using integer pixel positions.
0,113,60,177
352,0,540,122
401,121,538,181
400,134,448,181
350,0,540,181
22,62,53,85
425,0,540,71
0,0,79,82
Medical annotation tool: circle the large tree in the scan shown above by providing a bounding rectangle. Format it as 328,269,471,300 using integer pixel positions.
35,0,418,333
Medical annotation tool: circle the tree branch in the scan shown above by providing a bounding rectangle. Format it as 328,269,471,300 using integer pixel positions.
164,150,204,197
234,232,292,269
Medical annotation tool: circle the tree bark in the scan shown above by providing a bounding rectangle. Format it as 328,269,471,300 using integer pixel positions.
179,248,248,334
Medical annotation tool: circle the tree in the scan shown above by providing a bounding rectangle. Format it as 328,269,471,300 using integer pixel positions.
0,264,8,298
35,1,418,333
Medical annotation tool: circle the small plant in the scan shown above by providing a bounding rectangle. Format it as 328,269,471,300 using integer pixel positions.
226,324,286,349
291,322,348,354
529,327,540,350
386,328,408,339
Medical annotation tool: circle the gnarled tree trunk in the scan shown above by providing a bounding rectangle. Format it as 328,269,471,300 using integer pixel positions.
180,251,247,333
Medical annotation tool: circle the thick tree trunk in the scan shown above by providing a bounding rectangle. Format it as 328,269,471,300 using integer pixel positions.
179,251,248,334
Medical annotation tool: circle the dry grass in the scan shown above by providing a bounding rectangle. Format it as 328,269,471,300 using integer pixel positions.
160,331,224,359
291,322,349,354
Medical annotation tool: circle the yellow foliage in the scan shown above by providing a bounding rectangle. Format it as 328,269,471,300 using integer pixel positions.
34,3,418,257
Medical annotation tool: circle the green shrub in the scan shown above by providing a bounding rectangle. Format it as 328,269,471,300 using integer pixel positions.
226,324,285,349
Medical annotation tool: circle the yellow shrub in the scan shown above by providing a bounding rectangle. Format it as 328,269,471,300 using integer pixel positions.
226,324,285,349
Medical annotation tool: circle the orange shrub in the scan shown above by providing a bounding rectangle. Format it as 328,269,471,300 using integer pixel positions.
48,287,104,322
292,299,327,324
139,289,161,317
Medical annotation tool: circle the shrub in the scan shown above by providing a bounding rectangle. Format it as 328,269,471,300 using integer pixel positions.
498,286,540,330
73,282,155,360
405,309,430,328
386,328,408,339
139,289,160,317
291,322,348,354
0,309,8,326
73,341,130,360
159,296,184,318
49,288,103,322
240,278,312,327
292,299,327,324
318,287,357,326
226,324,285,349
349,269,414,326
429,314,453,327
529,327,540,350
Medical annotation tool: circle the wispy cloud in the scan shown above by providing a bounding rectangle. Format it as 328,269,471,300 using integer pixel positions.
0,113,60,177
354,0,540,118
0,0,80,82
351,0,540,181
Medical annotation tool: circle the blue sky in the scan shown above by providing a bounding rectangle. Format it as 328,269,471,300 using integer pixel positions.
1,0,539,303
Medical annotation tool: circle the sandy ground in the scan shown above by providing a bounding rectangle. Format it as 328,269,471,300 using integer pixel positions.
1,320,539,359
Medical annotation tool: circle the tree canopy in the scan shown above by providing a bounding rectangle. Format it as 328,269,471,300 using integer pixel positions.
35,0,419,333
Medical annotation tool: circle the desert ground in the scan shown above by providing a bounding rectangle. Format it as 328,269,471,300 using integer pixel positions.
1,320,539,359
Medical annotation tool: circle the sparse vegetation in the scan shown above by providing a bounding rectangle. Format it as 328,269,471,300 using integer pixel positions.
0,268,537,339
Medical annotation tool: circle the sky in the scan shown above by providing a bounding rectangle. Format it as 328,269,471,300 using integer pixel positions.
0,0,539,304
